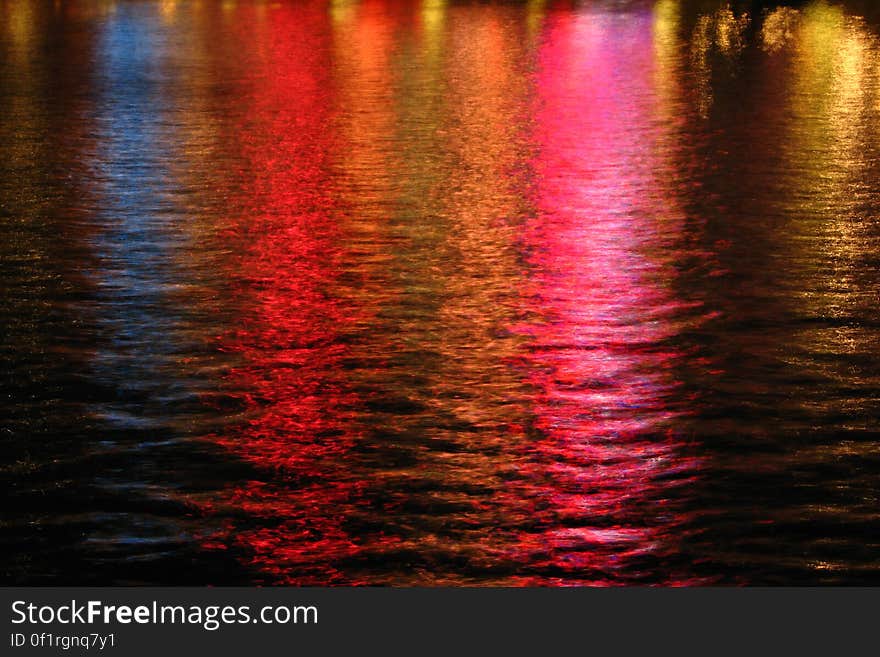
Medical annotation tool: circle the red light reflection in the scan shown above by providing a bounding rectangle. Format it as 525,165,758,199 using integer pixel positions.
200,2,373,584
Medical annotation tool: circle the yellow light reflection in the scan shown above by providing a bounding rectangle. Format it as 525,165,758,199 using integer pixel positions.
526,0,546,41
690,5,750,117
159,0,178,22
789,3,874,174
766,2,880,396
761,6,800,53
714,7,749,54
4,0,35,53
652,0,682,123
422,0,446,34
420,0,447,66
330,0,357,25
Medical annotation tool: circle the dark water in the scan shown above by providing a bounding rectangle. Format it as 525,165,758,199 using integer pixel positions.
2,0,880,585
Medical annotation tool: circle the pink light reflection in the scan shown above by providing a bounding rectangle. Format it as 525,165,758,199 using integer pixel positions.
505,10,708,585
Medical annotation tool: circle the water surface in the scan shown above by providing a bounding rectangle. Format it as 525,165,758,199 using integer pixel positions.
2,0,880,585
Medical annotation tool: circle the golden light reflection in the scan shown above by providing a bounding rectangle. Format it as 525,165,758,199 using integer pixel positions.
652,0,683,126
372,7,538,580
761,6,800,53
690,5,750,117
786,3,876,191
421,0,446,35
431,6,531,431
159,0,178,21
714,6,749,53
324,3,541,583
330,0,357,25
2,0,40,178
329,0,398,262
876,51,880,113
526,0,546,41
653,0,680,50
5,0,35,50
331,0,397,178
760,3,880,435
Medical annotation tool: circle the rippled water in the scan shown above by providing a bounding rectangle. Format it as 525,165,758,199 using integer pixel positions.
2,0,880,585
